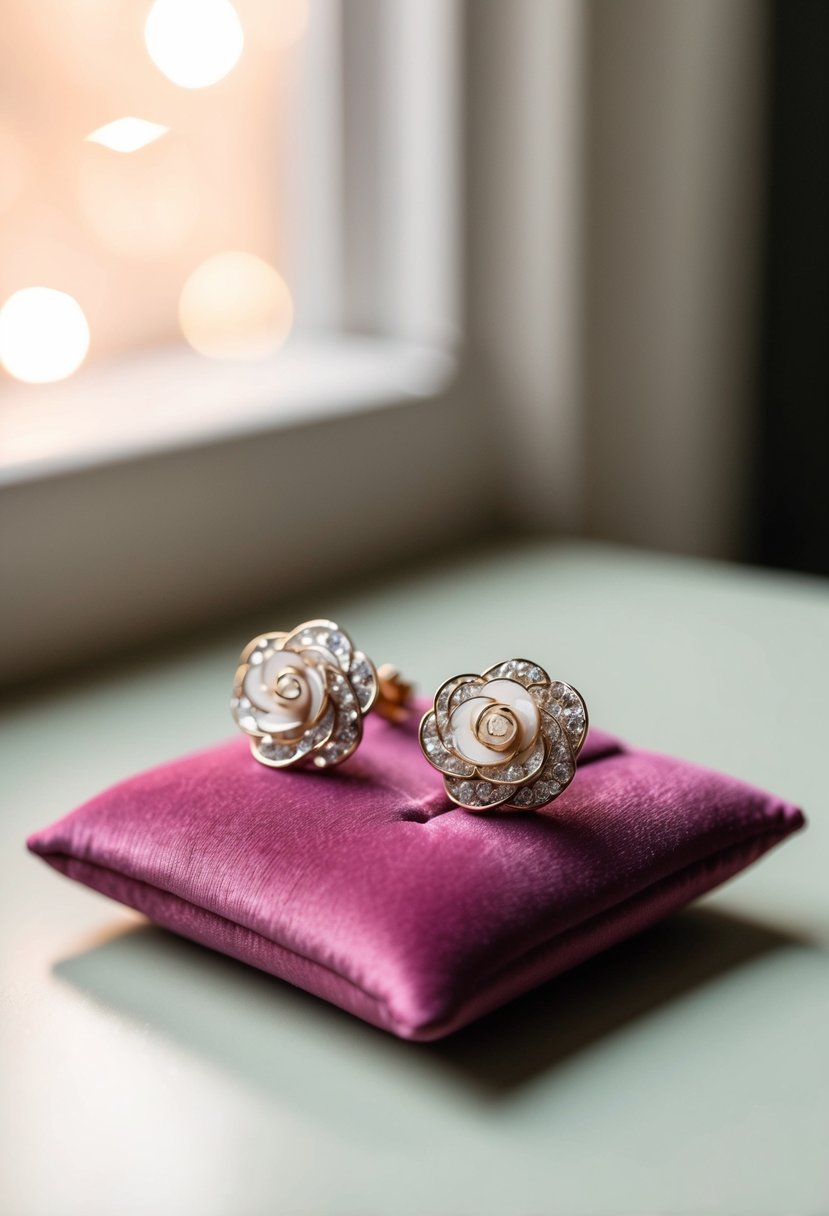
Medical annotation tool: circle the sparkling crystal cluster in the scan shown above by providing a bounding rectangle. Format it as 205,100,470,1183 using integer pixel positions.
231,620,379,769
419,660,588,811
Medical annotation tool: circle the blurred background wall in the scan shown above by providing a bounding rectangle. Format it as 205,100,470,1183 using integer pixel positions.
582,0,767,560
0,0,826,686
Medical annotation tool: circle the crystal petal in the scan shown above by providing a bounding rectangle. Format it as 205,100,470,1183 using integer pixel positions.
444,774,519,810
348,650,379,713
504,714,576,808
481,659,551,690
312,669,363,767
419,711,476,778
251,702,336,768
530,681,588,753
434,674,484,743
283,619,354,672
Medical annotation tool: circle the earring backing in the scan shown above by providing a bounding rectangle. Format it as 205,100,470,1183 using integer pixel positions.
419,660,588,811
231,619,413,769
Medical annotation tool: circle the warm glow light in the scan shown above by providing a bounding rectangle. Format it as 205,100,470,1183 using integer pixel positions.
78,143,198,256
0,123,26,217
0,287,90,383
248,0,309,49
85,117,169,154
145,0,244,89
178,252,292,359
273,0,309,47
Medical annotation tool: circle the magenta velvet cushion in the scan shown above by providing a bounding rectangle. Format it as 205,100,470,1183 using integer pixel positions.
27,700,803,1040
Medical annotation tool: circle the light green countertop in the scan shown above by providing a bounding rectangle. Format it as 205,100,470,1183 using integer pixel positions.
2,541,827,1216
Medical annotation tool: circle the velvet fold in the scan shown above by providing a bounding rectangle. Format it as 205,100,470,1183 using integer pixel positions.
27,701,804,1039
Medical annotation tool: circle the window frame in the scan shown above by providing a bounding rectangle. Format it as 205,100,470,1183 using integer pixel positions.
0,0,477,686
0,0,463,487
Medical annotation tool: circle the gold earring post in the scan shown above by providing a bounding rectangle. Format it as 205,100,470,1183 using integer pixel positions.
375,664,414,724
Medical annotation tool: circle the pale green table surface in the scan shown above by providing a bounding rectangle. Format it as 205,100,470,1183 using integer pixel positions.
2,541,827,1216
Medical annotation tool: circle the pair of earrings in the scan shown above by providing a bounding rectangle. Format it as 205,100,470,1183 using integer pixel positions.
231,619,588,813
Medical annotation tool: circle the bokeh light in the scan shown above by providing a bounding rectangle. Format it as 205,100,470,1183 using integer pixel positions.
0,287,90,383
144,0,244,89
178,251,293,359
86,117,169,154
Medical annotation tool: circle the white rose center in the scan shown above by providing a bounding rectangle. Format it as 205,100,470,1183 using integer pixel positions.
242,648,328,737
475,703,519,753
448,678,541,767
486,713,510,738
275,670,303,702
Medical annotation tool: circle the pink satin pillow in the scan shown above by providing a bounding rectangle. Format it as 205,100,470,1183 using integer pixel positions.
27,701,803,1040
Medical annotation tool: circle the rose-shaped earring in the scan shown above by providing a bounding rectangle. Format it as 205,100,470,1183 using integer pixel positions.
231,620,413,769
419,660,588,811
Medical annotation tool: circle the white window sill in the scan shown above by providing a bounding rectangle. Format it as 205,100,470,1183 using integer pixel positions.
0,333,476,687
0,335,456,487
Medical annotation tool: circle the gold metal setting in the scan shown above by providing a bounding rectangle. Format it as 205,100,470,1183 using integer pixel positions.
419,659,588,811
231,619,413,770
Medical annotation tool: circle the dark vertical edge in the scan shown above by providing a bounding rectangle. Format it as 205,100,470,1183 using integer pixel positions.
750,0,829,574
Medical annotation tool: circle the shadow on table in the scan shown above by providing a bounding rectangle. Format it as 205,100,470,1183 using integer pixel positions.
54,907,806,1107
